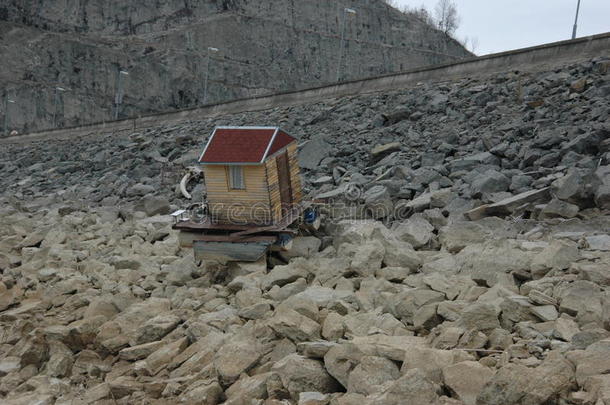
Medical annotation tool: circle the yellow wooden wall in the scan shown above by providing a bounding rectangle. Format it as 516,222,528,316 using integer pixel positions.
203,165,272,225
265,158,282,223
287,143,303,205
265,142,303,223
203,142,303,225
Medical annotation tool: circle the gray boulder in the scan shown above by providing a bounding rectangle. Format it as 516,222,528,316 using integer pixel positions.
593,165,610,209
347,355,400,396
364,185,394,219
449,152,500,172
550,168,594,207
539,198,580,219
470,169,510,198
273,354,341,400
136,195,170,216
477,352,574,405
370,368,441,405
442,361,495,405
214,338,263,385
391,214,435,249
300,137,330,170
439,222,489,253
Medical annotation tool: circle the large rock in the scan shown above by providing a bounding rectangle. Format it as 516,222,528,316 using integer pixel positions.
280,237,322,260
143,337,189,376
262,260,310,290
332,220,394,247
460,302,501,331
530,240,580,278
585,234,610,251
348,335,426,361
539,198,580,219
401,346,474,383
133,313,181,344
550,168,593,207
566,339,610,385
339,240,384,277
449,152,500,172
224,372,271,404
423,273,475,301
383,239,422,270
457,240,531,289
392,288,445,324
343,312,407,338
322,312,345,341
582,374,610,405
214,338,263,384
347,355,400,396
370,142,401,163
391,214,435,249
300,137,330,170
477,352,575,405
119,340,165,361
272,354,341,400
364,185,393,219
370,368,442,405
180,379,223,405
470,169,510,198
558,280,604,325
439,222,489,253
170,331,226,378
268,307,321,342
136,195,170,216
593,165,610,209
442,361,494,405
323,335,425,388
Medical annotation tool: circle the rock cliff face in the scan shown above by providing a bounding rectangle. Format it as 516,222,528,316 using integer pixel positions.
0,0,470,134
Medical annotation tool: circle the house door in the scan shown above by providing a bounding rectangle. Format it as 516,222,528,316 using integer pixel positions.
276,151,293,210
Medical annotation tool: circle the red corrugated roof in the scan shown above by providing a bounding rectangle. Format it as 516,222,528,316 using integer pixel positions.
199,127,296,164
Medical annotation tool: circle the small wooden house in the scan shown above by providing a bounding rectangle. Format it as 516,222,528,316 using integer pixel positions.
198,126,302,225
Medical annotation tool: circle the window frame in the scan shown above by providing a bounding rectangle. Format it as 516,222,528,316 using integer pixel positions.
228,165,245,190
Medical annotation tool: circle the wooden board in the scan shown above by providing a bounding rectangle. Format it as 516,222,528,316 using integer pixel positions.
276,151,293,208
196,235,277,243
265,158,282,223
464,187,551,220
287,143,303,204
194,240,271,263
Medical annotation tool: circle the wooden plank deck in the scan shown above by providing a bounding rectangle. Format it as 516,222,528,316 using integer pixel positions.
173,204,303,233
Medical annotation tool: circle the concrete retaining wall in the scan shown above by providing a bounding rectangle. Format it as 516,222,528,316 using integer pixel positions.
3,32,609,145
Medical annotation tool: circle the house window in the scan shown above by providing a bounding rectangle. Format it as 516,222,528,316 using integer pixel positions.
229,166,245,190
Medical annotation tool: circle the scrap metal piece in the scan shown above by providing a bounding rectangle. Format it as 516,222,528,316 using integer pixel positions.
180,166,204,199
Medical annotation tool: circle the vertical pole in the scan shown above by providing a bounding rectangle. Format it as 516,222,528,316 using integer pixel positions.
53,88,59,128
114,71,124,120
336,9,356,82
203,49,211,103
336,11,347,83
572,0,581,39
3,93,8,136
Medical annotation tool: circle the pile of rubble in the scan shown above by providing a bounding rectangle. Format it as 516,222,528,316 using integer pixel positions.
1,207,609,404
0,57,609,404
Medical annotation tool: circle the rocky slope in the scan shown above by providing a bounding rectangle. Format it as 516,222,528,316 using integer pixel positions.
0,0,469,134
0,57,609,404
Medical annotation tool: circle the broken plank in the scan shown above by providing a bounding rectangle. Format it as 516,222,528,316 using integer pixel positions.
464,187,551,220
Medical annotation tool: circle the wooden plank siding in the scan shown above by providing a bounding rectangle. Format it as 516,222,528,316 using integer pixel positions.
265,158,283,223
286,143,303,204
202,141,302,225
203,165,272,225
